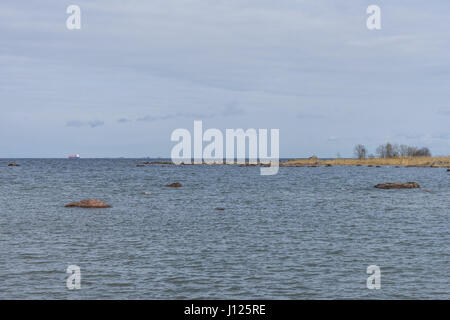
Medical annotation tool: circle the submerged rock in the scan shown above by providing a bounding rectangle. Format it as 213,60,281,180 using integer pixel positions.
374,182,420,189
166,182,182,188
8,162,20,167
65,199,111,208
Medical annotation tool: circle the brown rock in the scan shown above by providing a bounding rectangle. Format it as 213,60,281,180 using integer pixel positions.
166,182,182,188
374,182,420,189
8,162,20,167
65,199,111,208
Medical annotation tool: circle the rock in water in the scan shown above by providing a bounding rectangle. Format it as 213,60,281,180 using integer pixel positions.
166,182,182,188
215,207,225,211
374,182,420,189
8,162,20,167
65,199,111,208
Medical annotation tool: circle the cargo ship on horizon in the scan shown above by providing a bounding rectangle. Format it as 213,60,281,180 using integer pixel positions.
68,154,80,159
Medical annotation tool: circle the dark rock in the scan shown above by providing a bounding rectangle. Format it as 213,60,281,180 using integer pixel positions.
166,182,182,188
215,207,225,211
141,161,173,165
447,168,450,172
8,162,20,167
374,182,420,189
65,199,111,208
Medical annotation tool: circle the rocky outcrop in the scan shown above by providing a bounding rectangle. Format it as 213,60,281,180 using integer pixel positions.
374,182,420,189
8,162,20,167
166,182,182,188
138,161,173,165
65,199,111,208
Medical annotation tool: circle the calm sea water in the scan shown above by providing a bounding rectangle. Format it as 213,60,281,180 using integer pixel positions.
0,159,448,299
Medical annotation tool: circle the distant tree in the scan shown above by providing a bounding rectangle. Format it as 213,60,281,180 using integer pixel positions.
377,143,431,158
385,143,394,158
354,144,367,160
392,144,400,157
376,142,399,158
376,144,387,158
399,144,409,157
415,147,431,157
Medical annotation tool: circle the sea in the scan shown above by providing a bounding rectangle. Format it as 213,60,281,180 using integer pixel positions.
0,159,448,299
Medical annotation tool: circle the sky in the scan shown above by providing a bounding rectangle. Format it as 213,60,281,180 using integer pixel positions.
1,0,449,158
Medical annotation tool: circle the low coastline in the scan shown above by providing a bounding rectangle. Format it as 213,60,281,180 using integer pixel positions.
133,156,450,168
282,156,450,168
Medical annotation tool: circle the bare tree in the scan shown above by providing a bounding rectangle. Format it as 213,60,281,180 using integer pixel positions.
376,144,387,158
399,144,409,157
377,143,431,158
415,147,431,157
354,144,367,160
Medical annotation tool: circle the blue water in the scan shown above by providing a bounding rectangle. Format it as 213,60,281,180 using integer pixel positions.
0,159,448,299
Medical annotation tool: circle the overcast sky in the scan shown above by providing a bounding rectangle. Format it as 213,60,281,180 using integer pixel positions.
1,0,449,158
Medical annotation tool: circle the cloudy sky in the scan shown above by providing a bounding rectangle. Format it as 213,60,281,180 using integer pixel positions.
1,0,449,158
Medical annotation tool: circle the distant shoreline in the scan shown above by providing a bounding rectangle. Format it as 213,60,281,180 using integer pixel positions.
282,156,450,168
